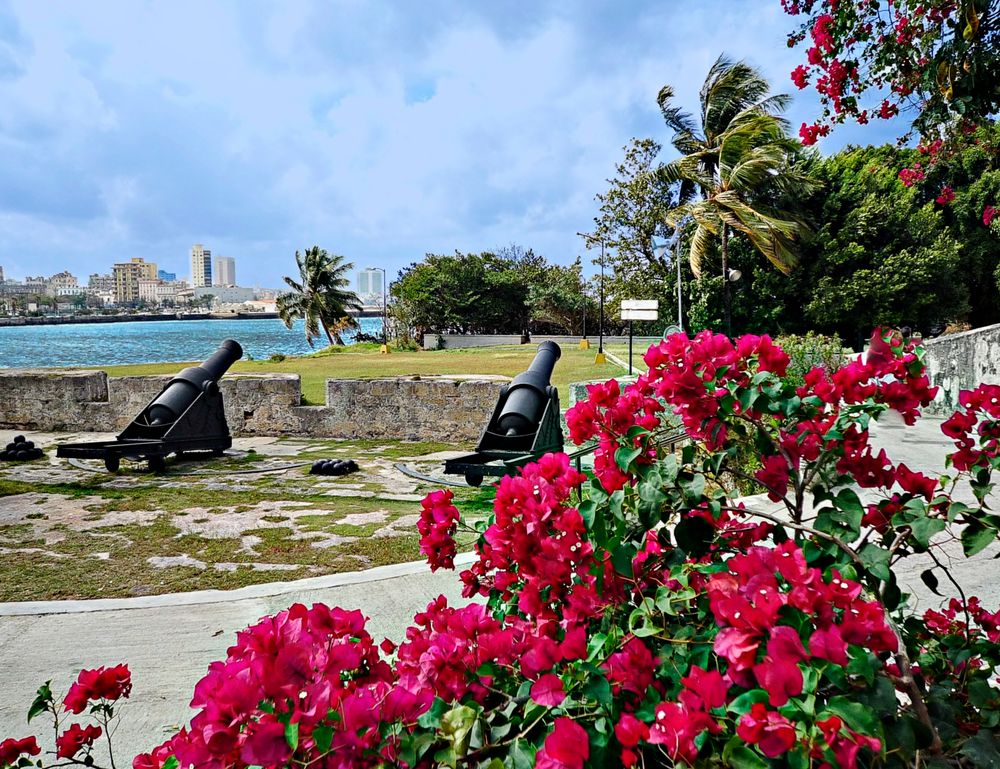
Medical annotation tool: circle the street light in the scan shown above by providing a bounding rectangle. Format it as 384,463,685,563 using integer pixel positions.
577,231,606,365
367,266,388,354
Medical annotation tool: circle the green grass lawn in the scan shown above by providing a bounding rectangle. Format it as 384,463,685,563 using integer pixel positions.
93,345,625,405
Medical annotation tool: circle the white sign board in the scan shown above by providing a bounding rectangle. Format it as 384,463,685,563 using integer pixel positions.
621,299,659,311
620,309,659,321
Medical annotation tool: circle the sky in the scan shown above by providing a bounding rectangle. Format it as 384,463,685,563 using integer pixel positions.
0,0,902,288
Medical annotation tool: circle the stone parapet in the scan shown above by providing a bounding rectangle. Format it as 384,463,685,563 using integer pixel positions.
922,324,1000,414
0,370,503,441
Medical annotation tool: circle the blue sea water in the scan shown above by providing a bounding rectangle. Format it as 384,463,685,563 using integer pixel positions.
0,317,384,368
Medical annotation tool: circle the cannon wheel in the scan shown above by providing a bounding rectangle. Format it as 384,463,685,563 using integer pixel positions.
465,472,484,487
148,455,167,473
104,456,120,473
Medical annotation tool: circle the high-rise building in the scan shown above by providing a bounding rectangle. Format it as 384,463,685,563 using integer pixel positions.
213,256,236,287
88,273,114,293
357,268,384,301
157,269,177,282
112,258,157,304
190,244,212,287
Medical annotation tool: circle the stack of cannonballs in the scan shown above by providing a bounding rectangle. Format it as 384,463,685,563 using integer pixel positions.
1,435,43,462
309,458,359,476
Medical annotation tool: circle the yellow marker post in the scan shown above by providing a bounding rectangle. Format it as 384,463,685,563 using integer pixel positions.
594,351,606,364
380,344,390,355
578,339,590,350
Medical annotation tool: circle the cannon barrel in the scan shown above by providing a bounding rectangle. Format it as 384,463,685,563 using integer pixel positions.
497,341,561,436
146,339,243,426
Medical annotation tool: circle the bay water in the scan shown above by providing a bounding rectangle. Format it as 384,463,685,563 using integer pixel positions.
0,317,384,368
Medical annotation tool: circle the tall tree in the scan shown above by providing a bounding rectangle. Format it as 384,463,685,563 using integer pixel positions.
586,138,676,283
276,247,361,347
659,55,817,334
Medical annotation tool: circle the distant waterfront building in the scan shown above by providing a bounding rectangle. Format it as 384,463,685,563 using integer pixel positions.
193,285,256,304
0,266,4,283
190,244,212,287
357,268,383,295
213,256,236,287
47,271,78,296
112,258,157,304
88,273,115,293
157,269,177,282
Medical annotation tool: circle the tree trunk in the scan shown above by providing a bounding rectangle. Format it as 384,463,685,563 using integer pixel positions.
721,223,732,337
320,319,335,346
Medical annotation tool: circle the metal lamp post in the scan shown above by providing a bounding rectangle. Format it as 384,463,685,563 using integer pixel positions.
368,267,389,354
576,232,607,364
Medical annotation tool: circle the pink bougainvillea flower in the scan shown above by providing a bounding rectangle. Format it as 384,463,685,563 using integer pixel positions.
535,717,589,769
56,724,102,759
0,737,40,766
530,674,566,707
737,703,796,758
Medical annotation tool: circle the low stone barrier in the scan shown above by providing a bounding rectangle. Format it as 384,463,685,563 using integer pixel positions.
423,333,663,350
922,323,1000,414
0,370,503,442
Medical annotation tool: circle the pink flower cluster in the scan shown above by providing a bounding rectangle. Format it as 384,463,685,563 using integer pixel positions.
942,383,1000,471
898,164,925,187
64,664,132,714
417,489,460,571
133,604,414,769
924,597,1000,643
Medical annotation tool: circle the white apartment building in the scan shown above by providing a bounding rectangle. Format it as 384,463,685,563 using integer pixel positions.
213,256,236,286
190,244,212,287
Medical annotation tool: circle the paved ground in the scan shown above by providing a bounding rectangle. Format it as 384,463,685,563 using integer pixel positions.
1,414,998,759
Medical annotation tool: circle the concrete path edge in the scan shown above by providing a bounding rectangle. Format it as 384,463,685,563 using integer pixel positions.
0,552,476,617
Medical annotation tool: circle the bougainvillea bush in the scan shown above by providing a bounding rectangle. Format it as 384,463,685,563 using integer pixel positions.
7,330,1000,769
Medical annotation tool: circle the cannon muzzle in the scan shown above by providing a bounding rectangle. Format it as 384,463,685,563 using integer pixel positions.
497,341,561,436
146,339,243,426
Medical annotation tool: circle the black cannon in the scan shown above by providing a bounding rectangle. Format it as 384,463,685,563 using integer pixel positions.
444,341,564,486
57,339,243,472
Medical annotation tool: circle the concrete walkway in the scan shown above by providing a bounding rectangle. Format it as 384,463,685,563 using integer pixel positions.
0,557,473,756
2,415,998,758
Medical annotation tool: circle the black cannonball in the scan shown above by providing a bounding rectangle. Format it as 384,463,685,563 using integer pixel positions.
345,460,359,473
15,449,29,460
30,448,43,459
13,435,25,444
0,451,7,460
309,460,324,475
23,441,34,450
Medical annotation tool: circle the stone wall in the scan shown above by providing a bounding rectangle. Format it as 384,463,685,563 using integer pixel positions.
922,323,1000,414
0,370,503,442
423,333,663,350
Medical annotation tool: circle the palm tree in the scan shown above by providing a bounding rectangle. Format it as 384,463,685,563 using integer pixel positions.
658,55,818,334
277,247,362,346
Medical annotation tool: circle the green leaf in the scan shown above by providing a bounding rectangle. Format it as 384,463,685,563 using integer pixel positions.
440,704,478,765
313,725,333,754
727,745,769,769
27,682,52,724
910,516,946,549
628,597,661,638
680,473,706,501
611,543,636,577
961,730,1000,769
417,697,449,729
727,689,769,715
615,444,642,471
161,758,179,769
510,738,537,769
285,721,299,752
962,522,996,557
825,696,879,736
578,500,597,531
859,542,892,582
583,674,612,706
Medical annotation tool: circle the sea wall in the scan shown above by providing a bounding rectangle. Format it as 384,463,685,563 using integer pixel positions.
0,371,502,442
922,323,1000,414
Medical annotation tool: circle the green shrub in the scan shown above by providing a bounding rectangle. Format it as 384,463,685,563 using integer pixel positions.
774,331,851,388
